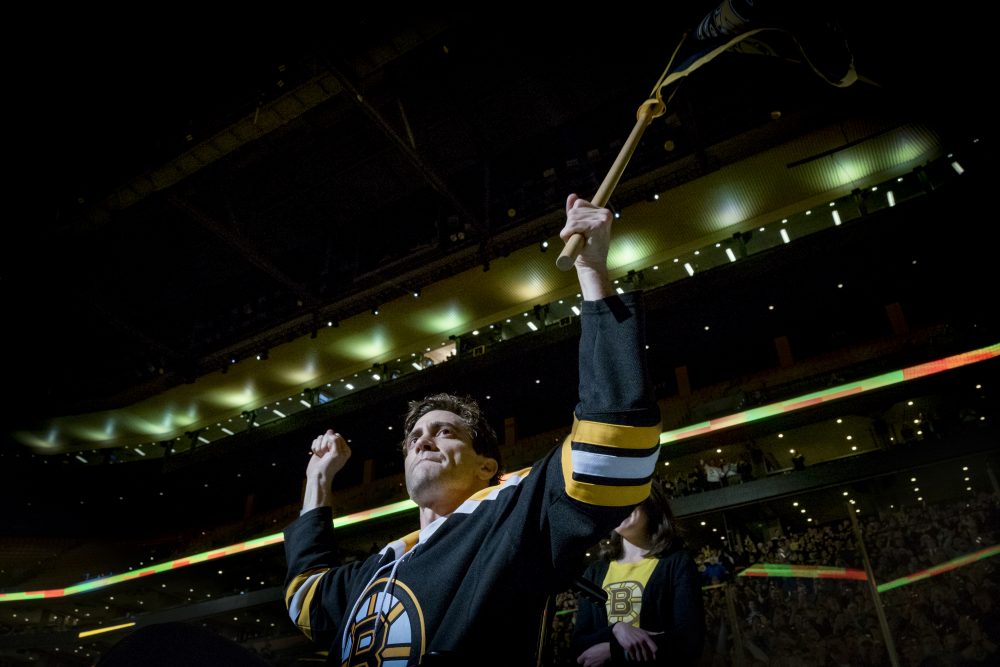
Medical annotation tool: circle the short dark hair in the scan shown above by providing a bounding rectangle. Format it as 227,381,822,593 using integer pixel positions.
599,478,679,561
402,393,503,486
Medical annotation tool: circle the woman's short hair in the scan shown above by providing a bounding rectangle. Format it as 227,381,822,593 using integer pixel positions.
402,393,503,486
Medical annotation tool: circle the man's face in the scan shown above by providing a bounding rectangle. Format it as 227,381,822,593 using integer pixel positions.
403,409,494,511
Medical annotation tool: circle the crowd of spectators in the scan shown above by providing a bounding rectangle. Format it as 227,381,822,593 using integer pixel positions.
548,491,999,666
659,443,785,498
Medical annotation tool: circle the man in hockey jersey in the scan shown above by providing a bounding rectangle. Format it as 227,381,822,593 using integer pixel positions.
284,193,663,666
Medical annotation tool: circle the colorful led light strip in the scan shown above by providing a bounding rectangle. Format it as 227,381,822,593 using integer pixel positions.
0,500,416,602
660,342,999,444
738,563,868,581
2,343,995,603
78,621,136,638
736,545,999,591
876,544,999,593
333,498,417,528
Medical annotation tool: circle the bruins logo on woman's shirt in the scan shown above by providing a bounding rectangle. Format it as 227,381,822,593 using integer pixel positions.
601,558,658,626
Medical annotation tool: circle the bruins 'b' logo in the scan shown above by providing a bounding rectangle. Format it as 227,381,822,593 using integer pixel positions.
605,580,644,626
342,578,425,667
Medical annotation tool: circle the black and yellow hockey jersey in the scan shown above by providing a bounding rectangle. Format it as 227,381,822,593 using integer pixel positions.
284,292,661,666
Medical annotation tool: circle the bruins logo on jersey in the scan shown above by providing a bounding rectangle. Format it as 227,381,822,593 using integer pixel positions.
605,580,644,626
341,578,426,667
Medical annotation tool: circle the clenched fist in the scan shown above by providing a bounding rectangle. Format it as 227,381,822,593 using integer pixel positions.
301,429,352,512
307,429,351,481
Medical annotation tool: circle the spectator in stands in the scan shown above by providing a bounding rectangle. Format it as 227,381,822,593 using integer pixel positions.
736,454,754,483
686,465,705,494
722,458,740,485
700,550,729,585
746,440,766,478
572,478,704,666
702,458,724,490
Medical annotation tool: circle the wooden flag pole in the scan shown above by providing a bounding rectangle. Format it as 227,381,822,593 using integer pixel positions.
555,98,664,271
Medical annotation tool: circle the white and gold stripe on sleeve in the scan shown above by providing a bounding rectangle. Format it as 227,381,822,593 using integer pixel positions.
285,567,328,640
561,417,661,506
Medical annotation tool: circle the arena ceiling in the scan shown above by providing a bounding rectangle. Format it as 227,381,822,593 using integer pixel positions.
6,3,988,454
